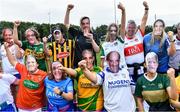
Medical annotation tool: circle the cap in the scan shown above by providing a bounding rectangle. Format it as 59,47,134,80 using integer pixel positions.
52,26,62,34
53,29,61,34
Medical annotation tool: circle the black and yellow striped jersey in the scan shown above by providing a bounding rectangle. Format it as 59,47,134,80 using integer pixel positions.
48,39,74,68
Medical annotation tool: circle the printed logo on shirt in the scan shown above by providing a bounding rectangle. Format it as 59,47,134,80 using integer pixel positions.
47,91,61,98
124,43,144,56
158,83,163,89
108,80,130,88
23,79,39,89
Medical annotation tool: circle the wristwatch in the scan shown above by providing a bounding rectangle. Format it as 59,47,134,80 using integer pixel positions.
59,91,63,96
170,39,175,42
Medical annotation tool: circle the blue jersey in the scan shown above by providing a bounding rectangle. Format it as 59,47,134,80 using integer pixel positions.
144,33,170,73
44,77,73,108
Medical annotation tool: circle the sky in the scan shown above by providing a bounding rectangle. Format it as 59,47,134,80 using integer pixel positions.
0,0,180,28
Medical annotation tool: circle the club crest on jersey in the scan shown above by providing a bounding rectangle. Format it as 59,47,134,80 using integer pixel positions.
158,83,163,89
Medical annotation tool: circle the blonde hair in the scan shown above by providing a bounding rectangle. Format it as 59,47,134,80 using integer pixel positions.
151,19,166,48
105,23,119,42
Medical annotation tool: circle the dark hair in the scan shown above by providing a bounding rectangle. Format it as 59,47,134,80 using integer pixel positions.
174,22,180,34
48,61,66,80
51,25,63,34
106,51,120,61
80,16,90,25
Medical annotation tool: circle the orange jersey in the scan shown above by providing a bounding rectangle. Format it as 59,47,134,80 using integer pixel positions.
15,63,47,110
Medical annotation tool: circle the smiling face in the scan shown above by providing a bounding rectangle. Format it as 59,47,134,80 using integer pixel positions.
80,17,90,32
26,55,38,73
82,50,94,70
52,62,64,82
53,30,63,41
25,29,38,45
109,26,118,40
126,20,137,38
153,21,164,36
107,51,120,73
3,29,14,46
145,52,158,74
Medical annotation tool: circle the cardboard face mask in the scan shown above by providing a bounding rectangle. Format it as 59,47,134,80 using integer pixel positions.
26,56,38,73
146,58,158,73
154,21,164,36
145,52,158,73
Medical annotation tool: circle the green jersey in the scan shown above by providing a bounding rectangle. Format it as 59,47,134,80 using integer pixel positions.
135,73,173,110
75,66,104,111
22,41,47,71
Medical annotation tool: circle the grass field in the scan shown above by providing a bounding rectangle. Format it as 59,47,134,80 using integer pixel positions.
96,52,101,66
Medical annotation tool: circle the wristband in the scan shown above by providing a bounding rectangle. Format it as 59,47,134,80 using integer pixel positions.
170,39,175,42
59,91,63,96
145,7,149,10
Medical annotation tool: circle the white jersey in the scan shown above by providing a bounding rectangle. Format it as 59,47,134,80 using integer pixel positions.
169,35,180,69
124,30,144,64
0,44,23,74
0,73,16,104
96,68,136,112
101,38,127,69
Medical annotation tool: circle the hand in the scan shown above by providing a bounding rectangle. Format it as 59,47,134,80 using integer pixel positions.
117,2,125,11
54,87,60,94
143,1,148,8
168,31,174,41
4,42,10,49
83,29,93,42
14,20,21,27
78,60,87,69
167,68,175,79
42,37,48,44
59,65,65,72
67,4,74,11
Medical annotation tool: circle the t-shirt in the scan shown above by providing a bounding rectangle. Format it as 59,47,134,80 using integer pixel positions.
0,73,16,104
75,66,103,111
15,63,47,110
44,77,73,109
1,44,23,74
96,68,136,112
124,30,144,75
69,27,100,68
48,40,74,68
135,73,171,110
144,33,170,73
22,41,47,71
100,38,127,69
169,35,180,69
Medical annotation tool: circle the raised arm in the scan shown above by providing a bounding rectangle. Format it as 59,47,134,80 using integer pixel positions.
14,45,23,59
140,1,149,34
118,2,126,39
13,21,22,47
167,31,176,56
60,66,77,78
42,37,50,56
4,42,17,67
64,4,74,29
166,68,178,100
78,60,97,84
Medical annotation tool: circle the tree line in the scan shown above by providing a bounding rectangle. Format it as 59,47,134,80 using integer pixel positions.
0,21,176,43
